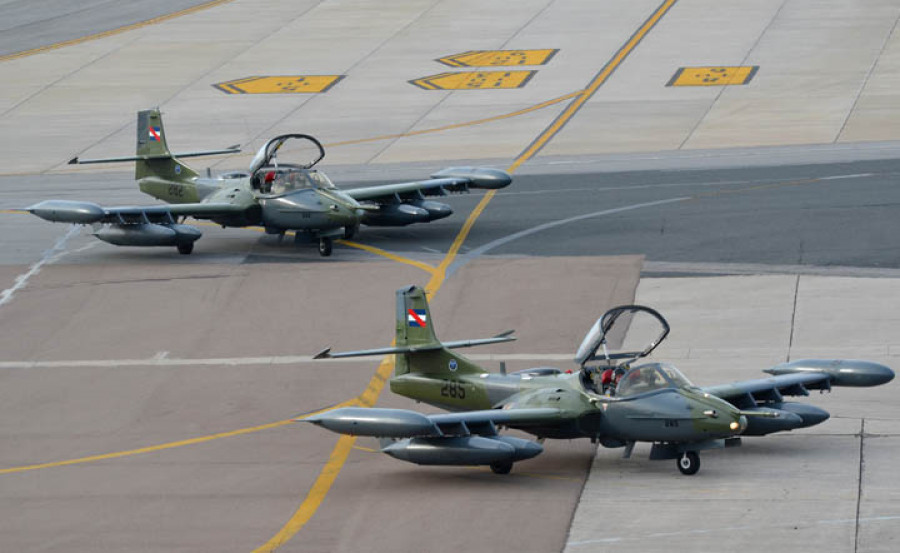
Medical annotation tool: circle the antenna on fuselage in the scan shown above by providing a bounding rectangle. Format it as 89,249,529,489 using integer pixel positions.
499,361,507,375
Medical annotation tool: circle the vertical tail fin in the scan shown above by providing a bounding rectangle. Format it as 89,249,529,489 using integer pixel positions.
395,285,439,348
394,286,486,377
135,109,197,182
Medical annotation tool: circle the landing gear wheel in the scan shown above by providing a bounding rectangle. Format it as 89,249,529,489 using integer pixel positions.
677,451,700,475
177,242,194,255
318,237,333,257
490,461,513,475
343,224,359,240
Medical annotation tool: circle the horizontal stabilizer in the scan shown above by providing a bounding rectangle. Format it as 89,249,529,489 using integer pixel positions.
69,146,240,165
314,331,516,360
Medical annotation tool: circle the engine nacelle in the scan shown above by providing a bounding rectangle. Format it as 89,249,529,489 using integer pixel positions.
430,167,512,189
361,203,430,226
27,200,105,224
381,435,542,466
739,407,805,436
93,223,201,247
409,200,452,221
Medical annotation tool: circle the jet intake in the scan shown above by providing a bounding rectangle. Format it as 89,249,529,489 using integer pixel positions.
361,203,430,226
739,407,806,436
381,435,543,466
27,200,105,224
93,223,201,247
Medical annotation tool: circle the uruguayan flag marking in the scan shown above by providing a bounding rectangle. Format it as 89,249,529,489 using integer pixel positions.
148,126,161,141
407,309,427,328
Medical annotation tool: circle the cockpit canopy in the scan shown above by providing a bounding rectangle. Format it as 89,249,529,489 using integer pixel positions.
247,134,334,195
615,363,694,397
259,168,336,195
574,305,670,368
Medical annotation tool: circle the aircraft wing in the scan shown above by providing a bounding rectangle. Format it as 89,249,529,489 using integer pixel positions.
302,406,563,438
342,167,512,202
702,359,894,409
27,199,248,225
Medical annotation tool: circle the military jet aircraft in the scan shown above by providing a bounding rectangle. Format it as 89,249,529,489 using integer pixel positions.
26,109,511,255
306,286,894,475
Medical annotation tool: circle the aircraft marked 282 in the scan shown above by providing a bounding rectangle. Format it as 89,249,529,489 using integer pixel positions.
410,70,537,90
213,75,345,94
666,66,759,87
437,49,559,67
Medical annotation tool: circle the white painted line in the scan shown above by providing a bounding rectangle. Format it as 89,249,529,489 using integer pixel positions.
819,173,874,180
0,225,80,308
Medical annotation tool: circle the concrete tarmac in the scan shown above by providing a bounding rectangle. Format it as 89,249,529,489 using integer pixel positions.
3,1,900,552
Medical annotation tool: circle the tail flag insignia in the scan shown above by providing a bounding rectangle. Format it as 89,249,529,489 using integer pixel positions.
407,309,427,328
148,127,162,141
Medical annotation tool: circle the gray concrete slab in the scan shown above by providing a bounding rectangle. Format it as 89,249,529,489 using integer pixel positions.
0,256,642,553
566,275,900,553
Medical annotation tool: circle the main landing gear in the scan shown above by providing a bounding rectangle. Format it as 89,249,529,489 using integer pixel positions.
676,451,700,475
490,461,513,475
318,237,333,257
177,243,194,255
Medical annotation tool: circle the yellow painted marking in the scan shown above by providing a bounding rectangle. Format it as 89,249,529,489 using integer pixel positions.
353,445,378,453
1,209,27,214
326,91,581,148
253,357,394,553
0,399,359,475
336,240,436,274
213,75,344,94
437,49,559,68
667,66,758,87
0,0,236,63
410,70,537,91
511,0,679,171
253,5,680,549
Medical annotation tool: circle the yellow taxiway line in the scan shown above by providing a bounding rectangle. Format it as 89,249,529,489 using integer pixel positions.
325,90,582,148
336,239,436,274
0,1,679,547
252,2,681,548
0,0,236,64
510,0,679,172
0,398,359,476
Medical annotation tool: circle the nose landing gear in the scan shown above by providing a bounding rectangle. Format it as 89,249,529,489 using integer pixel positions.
677,451,700,475
318,237,333,257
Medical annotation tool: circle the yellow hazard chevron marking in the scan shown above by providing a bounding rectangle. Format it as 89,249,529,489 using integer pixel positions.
666,66,758,86
437,49,558,67
410,70,536,90
213,75,345,94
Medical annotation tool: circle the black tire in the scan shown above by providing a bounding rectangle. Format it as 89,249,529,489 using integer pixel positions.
177,242,194,255
490,461,513,475
677,451,700,475
343,224,358,240
318,237,333,257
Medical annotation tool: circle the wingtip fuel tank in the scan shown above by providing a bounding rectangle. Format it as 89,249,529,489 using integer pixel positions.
27,200,105,224
303,407,439,437
764,359,895,387
430,167,512,189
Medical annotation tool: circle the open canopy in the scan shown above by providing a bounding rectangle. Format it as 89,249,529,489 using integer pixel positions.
248,134,325,175
574,305,670,368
